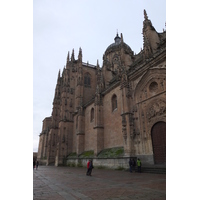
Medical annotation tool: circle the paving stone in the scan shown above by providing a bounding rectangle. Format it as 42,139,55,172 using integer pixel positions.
33,166,166,200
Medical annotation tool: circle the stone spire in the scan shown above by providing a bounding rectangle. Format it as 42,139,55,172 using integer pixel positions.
121,33,124,43
71,49,75,61
144,9,148,20
143,9,155,31
57,69,60,80
78,47,82,62
142,9,160,58
62,65,65,77
97,59,100,69
67,51,70,63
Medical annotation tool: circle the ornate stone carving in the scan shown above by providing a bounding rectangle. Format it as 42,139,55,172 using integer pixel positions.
129,114,134,126
122,126,127,144
132,105,137,112
122,115,127,126
121,114,127,143
94,93,103,106
146,100,166,121
70,99,73,107
103,59,111,71
62,134,65,143
160,80,164,90
112,53,120,65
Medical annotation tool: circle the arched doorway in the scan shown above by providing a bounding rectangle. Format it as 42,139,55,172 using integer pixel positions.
151,121,166,164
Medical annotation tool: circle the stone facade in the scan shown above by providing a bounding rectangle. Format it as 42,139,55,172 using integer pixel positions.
37,10,166,167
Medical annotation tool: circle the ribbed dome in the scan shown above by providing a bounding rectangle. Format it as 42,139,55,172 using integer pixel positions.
105,33,132,55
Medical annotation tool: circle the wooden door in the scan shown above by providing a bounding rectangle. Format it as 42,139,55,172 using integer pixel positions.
151,121,166,164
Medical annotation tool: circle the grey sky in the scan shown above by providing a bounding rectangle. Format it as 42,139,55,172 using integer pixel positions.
33,0,166,152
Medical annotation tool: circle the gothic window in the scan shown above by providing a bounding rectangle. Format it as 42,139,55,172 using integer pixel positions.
112,94,117,111
91,108,94,122
84,73,91,87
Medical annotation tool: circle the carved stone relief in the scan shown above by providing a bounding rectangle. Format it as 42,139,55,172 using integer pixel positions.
146,99,166,122
122,126,127,144
121,114,127,144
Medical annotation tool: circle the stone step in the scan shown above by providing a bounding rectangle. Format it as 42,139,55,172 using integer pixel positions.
141,168,166,174
134,165,166,174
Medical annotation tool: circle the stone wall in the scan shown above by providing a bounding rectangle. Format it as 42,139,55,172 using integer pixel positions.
83,66,97,104
103,86,123,149
84,103,96,151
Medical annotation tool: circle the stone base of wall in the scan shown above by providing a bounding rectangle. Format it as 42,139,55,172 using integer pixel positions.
42,153,154,167
65,154,154,169
65,158,130,169
38,159,47,165
136,154,154,165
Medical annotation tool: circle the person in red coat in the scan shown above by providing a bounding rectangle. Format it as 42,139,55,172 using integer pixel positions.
86,160,90,175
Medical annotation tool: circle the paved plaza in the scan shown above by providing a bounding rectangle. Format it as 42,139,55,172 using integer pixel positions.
33,166,166,200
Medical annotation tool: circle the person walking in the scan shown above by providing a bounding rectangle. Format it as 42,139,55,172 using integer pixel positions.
129,158,133,173
86,159,90,175
33,160,36,170
36,160,39,170
88,159,94,176
137,158,142,173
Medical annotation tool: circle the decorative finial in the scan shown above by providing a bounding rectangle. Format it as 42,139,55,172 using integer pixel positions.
78,47,82,62
144,9,148,20
121,33,124,43
62,66,65,75
114,30,120,43
67,51,70,63
58,69,60,79
115,29,119,38
71,48,75,61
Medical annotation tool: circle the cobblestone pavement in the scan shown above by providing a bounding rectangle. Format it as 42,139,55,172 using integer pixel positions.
33,166,166,200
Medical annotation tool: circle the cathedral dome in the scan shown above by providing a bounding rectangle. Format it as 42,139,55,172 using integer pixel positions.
105,33,133,55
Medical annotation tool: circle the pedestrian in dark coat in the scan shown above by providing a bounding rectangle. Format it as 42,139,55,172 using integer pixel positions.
88,160,94,176
132,159,136,172
36,161,39,170
129,158,133,173
33,160,36,170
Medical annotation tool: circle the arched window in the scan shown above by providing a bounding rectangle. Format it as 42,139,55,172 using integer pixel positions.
112,94,117,111
91,108,94,122
84,73,91,87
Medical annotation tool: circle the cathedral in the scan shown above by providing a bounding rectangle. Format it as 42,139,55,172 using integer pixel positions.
37,10,166,168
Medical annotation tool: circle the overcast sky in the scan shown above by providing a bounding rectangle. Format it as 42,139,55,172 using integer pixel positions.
33,0,166,152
